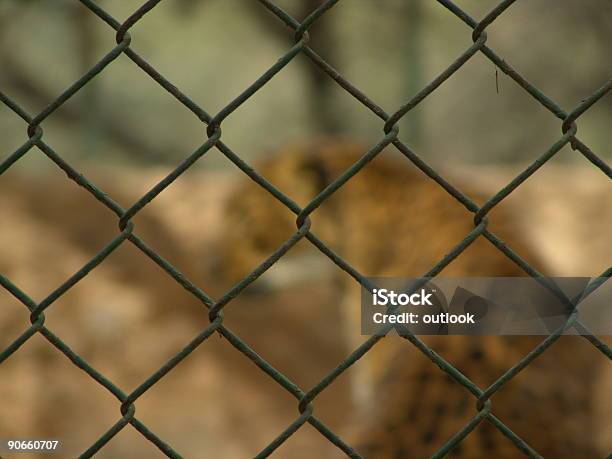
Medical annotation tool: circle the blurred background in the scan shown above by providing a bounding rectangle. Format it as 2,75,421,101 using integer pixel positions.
1,0,610,169
0,1,610,458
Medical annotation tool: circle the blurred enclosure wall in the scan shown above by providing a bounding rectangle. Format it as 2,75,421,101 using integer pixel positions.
1,0,610,169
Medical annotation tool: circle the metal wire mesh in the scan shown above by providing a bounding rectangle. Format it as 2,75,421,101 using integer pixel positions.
1,0,611,457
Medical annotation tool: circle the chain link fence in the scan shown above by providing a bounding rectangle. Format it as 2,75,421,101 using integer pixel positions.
1,0,610,457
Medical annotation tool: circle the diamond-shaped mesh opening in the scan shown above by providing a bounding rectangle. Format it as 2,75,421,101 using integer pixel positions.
0,333,121,456
481,0,612,107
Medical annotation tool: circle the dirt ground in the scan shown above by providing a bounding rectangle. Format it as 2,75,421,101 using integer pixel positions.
0,163,609,458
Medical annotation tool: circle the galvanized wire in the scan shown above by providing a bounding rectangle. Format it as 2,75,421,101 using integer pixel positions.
1,0,611,457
